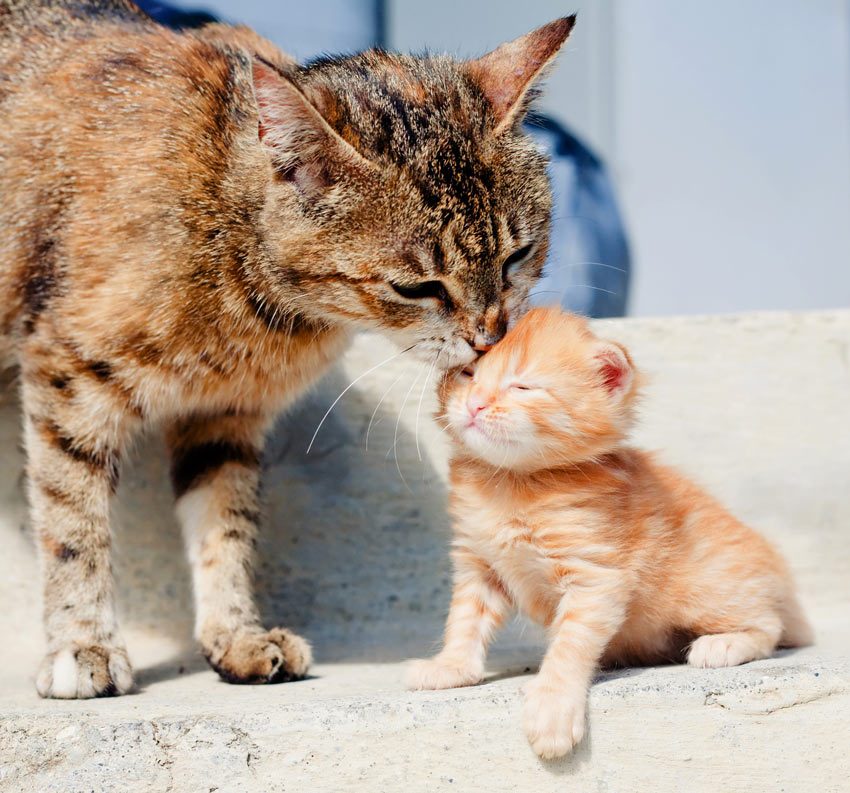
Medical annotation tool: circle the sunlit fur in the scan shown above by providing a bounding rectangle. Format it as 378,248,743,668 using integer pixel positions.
0,1,574,698
409,307,813,759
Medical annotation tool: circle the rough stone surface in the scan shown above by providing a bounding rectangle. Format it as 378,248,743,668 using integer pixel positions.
1,311,848,792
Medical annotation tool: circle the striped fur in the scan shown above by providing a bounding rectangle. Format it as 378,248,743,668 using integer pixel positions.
408,308,812,759
0,0,573,697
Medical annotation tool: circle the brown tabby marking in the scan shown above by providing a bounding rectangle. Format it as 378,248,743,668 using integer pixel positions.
1,0,574,697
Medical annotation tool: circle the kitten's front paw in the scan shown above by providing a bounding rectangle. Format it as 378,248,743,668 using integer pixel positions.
203,626,312,684
36,644,134,699
405,657,482,690
522,681,586,759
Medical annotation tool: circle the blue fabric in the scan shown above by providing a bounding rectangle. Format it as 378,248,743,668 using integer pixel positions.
136,1,631,317
526,118,630,318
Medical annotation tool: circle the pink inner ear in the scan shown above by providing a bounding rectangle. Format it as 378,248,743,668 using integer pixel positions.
596,350,628,393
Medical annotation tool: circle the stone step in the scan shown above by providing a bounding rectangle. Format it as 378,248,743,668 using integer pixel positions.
1,310,848,792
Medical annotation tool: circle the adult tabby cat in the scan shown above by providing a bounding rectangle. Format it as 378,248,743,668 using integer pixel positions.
0,0,573,698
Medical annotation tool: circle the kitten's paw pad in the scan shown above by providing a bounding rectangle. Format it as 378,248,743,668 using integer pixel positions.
205,627,312,684
687,633,764,668
522,683,586,760
36,645,134,699
405,658,481,690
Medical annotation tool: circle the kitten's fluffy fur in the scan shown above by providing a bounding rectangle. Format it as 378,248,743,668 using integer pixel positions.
0,0,574,697
408,307,812,759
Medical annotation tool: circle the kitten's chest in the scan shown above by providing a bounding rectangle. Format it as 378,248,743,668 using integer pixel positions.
464,488,610,625
462,505,580,626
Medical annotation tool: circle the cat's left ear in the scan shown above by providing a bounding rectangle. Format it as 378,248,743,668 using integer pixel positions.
251,58,374,195
593,341,633,401
464,15,576,135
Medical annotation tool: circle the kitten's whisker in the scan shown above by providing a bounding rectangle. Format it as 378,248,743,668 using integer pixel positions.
307,344,416,454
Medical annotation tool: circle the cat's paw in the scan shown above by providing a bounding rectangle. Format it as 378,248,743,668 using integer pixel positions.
405,658,482,690
687,632,766,668
36,644,134,699
204,627,312,684
522,681,587,760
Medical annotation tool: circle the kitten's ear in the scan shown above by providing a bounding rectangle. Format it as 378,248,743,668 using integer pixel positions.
593,341,633,400
465,15,575,135
251,58,373,195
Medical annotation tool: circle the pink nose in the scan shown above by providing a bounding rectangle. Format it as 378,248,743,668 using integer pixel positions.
467,391,490,418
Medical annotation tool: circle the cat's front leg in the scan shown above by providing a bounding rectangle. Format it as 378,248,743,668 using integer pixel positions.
406,548,512,690
523,572,627,759
21,360,136,699
167,412,311,684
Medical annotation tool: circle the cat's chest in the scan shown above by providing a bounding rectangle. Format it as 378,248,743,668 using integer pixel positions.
136,324,351,419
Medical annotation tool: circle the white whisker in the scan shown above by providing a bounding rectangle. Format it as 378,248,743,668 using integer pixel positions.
306,343,416,454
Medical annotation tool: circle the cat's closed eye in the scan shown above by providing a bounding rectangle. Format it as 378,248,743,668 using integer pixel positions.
502,244,535,286
391,280,450,306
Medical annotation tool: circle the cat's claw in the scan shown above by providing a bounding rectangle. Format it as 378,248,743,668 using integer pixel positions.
522,681,586,760
203,627,312,684
405,658,482,690
36,644,134,699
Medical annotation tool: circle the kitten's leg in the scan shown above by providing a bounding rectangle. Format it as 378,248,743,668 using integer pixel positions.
687,623,781,669
22,365,134,699
406,549,512,690
523,574,627,759
167,412,311,684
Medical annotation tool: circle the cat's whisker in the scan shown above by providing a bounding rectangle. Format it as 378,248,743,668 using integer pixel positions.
543,260,628,275
391,369,423,494
307,344,416,454
415,354,440,463
365,370,407,453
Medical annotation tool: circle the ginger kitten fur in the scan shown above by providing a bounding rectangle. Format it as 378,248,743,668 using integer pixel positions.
1,0,575,697
407,307,812,759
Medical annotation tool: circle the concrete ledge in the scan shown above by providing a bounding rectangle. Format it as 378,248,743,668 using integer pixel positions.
1,311,849,792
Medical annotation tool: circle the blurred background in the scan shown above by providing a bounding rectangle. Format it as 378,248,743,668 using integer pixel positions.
143,0,850,317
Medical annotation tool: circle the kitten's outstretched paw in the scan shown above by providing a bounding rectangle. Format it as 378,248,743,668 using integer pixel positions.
522,681,586,759
204,627,312,684
36,644,134,699
405,658,482,690
687,632,768,668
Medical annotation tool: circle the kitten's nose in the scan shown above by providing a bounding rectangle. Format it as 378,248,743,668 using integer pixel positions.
467,391,490,418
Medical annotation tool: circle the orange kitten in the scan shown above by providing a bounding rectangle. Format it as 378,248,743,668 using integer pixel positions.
407,307,812,759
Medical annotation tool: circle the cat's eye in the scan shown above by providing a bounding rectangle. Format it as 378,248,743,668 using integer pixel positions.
390,280,449,304
501,244,534,285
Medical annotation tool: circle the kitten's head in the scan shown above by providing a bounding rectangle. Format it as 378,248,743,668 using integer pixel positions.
440,307,639,471
248,17,575,368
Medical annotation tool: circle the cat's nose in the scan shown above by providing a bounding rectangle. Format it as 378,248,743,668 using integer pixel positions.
473,328,501,353
467,391,490,418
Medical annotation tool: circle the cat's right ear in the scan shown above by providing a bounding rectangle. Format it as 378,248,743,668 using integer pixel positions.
464,15,575,135
251,59,373,195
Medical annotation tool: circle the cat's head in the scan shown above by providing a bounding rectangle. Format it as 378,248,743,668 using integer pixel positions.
248,17,575,369
440,307,639,471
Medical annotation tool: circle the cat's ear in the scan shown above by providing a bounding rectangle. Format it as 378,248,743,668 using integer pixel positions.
465,15,575,135
251,58,373,195
593,341,633,400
